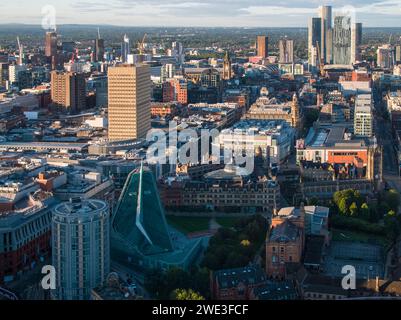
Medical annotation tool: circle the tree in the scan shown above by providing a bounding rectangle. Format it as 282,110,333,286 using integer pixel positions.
171,289,205,301
338,197,349,216
360,203,370,220
144,269,168,299
166,268,192,293
349,202,359,217
334,189,364,216
385,190,401,212
145,267,211,300
384,210,400,242
241,240,251,247
191,268,211,299
202,214,268,271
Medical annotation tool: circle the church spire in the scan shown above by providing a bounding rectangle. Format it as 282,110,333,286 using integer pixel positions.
291,93,300,129
223,50,232,80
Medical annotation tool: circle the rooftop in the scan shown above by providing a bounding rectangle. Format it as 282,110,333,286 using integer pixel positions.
214,266,267,290
270,220,301,243
304,126,371,149
221,119,291,136
254,281,298,300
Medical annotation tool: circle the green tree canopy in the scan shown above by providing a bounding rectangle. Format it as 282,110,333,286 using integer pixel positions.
385,190,401,212
350,202,359,217
171,289,205,301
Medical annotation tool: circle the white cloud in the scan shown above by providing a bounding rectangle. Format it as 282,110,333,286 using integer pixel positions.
241,6,316,16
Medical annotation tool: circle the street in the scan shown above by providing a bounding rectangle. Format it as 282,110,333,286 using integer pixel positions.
373,88,401,192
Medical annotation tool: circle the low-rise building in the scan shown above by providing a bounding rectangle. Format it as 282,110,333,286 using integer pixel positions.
218,120,295,167
211,266,267,300
276,206,329,239
296,124,377,181
187,102,245,128
251,281,298,300
151,102,181,118
161,165,281,214
266,205,305,279
244,93,303,130
53,168,115,213
0,190,56,283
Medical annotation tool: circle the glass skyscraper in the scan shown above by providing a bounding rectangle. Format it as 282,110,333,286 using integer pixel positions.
333,16,352,65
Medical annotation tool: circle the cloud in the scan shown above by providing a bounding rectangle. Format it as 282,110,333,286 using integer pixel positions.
2,0,401,26
240,6,316,16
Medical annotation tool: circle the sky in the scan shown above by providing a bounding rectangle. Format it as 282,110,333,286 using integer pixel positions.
1,0,401,27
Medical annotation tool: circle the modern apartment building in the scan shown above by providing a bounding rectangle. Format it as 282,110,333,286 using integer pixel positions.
51,71,86,113
45,31,58,58
256,36,269,58
279,39,294,64
52,198,110,300
354,94,373,137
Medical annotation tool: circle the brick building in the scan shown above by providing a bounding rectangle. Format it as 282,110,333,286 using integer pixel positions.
266,205,305,279
211,266,267,300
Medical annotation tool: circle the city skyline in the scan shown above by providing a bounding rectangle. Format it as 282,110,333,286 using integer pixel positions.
1,1,401,27
2,0,401,305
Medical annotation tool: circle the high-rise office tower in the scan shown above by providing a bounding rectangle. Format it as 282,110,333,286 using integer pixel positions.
326,28,333,64
308,17,322,68
162,78,188,104
354,94,373,137
94,39,105,63
172,41,185,65
351,23,363,63
8,64,27,85
333,15,352,65
52,198,110,300
161,63,176,82
108,64,151,142
395,45,401,64
319,5,332,63
0,63,9,87
94,28,105,62
223,51,232,80
88,74,108,107
45,31,58,57
279,39,294,63
121,34,130,63
256,35,269,58
51,71,86,113
377,44,395,68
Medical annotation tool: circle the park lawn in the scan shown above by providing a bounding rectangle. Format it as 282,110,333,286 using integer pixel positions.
331,229,391,249
167,216,210,234
216,217,242,229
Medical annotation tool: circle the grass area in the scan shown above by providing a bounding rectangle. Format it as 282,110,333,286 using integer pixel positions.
216,217,242,229
332,229,391,249
166,216,211,234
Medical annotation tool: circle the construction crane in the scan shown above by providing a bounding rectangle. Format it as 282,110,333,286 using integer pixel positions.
137,34,147,55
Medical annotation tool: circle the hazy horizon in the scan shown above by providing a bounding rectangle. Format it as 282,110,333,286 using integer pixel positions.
1,1,401,28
